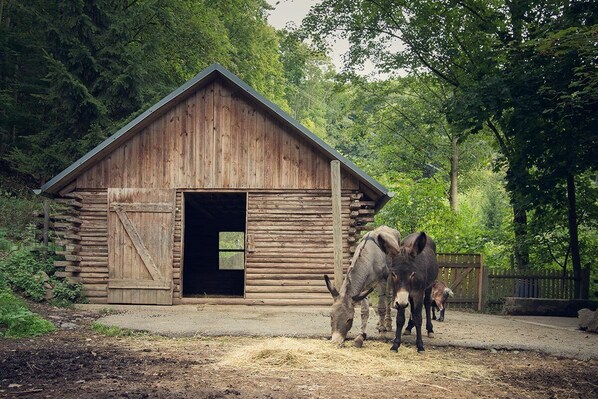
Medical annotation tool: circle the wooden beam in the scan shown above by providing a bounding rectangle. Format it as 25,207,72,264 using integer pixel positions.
42,199,49,252
331,160,343,291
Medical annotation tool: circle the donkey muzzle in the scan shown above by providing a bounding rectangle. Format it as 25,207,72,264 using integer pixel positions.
394,290,409,309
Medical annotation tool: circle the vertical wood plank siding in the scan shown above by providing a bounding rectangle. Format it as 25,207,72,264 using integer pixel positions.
75,80,360,191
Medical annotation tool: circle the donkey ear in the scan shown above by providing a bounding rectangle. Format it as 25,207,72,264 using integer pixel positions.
410,232,427,256
352,287,374,302
377,232,400,256
324,275,339,299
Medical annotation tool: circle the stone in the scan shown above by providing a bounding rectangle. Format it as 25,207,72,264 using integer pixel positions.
60,322,78,329
578,308,598,333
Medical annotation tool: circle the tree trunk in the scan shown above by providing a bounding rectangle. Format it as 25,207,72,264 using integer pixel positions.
449,135,459,213
566,173,582,298
512,203,529,269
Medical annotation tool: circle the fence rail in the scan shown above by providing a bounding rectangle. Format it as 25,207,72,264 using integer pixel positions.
486,267,590,310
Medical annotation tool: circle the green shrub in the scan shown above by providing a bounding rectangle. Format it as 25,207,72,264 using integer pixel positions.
0,288,55,338
0,241,85,306
0,246,53,301
50,279,83,307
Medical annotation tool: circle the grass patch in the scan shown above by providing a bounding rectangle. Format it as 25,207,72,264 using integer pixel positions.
91,322,144,337
0,288,55,338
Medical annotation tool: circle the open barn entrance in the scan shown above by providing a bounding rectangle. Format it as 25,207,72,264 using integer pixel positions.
182,193,246,298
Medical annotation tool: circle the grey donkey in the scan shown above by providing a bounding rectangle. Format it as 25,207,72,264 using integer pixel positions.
324,226,401,347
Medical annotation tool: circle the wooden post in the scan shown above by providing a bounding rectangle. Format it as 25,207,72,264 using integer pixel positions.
331,160,343,291
41,198,50,261
43,197,49,239
581,264,591,300
478,255,487,312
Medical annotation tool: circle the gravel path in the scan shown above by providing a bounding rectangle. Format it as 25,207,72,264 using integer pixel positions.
81,304,598,360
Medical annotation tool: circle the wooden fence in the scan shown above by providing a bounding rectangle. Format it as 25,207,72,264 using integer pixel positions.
437,253,483,310
433,255,591,312
486,267,591,310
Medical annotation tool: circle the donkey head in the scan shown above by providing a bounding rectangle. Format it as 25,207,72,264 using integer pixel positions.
379,232,428,309
324,275,372,346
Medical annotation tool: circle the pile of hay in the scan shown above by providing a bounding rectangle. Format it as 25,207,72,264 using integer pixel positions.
220,337,488,381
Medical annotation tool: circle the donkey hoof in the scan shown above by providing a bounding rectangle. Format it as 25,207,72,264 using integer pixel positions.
417,346,425,353
427,332,434,338
390,345,399,352
403,330,411,336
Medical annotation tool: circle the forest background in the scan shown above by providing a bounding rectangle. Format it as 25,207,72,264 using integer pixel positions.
0,0,596,299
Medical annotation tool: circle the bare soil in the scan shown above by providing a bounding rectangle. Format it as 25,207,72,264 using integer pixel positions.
1,303,597,399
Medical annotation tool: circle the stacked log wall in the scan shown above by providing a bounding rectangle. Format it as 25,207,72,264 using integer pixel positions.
348,192,376,255
244,190,355,305
53,190,109,304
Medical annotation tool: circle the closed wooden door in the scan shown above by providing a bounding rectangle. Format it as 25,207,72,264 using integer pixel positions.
107,188,175,305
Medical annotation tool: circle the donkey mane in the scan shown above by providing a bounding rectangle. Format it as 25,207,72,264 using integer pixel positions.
341,233,374,299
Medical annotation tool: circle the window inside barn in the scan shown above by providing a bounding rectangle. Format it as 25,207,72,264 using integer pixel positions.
219,232,245,270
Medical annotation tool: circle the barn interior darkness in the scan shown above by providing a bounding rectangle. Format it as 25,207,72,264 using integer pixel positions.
183,193,246,297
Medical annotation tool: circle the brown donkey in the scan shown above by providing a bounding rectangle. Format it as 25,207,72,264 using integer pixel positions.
431,281,454,322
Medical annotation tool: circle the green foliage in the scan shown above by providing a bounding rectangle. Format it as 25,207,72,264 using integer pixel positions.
0,247,52,301
0,0,289,182
0,191,42,241
0,287,56,338
375,170,512,268
0,242,83,305
50,280,83,308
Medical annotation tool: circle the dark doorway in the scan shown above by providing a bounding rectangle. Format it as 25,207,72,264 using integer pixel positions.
183,193,246,297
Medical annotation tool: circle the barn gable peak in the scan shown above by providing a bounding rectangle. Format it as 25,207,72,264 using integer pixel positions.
39,64,389,206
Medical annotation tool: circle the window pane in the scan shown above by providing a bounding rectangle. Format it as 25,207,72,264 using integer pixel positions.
219,251,245,270
219,232,244,250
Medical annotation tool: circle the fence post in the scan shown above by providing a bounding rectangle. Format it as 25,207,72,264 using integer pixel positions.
478,255,487,311
581,264,591,300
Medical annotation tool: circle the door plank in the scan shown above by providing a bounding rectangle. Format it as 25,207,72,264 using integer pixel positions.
115,209,164,281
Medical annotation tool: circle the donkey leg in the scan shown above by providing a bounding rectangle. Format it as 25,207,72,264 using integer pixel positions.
424,287,434,337
432,303,437,320
384,300,393,332
354,298,369,348
439,305,445,322
404,297,415,335
391,306,406,352
413,301,425,352
376,280,387,332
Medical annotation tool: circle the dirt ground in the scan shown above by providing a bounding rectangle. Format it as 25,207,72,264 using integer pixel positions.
90,304,598,360
1,303,597,399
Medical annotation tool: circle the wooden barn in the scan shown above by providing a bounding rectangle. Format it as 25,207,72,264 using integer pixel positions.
38,64,390,306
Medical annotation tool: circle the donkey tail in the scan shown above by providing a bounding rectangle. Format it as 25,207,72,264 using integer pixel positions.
443,287,454,299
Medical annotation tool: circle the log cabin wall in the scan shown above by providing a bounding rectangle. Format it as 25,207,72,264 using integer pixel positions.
54,190,109,304
51,74,382,305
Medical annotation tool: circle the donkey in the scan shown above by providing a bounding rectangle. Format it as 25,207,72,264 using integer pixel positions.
324,226,401,347
431,281,454,322
378,231,438,352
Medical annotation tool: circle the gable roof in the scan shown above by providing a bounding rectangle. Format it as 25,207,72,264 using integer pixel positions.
39,64,390,206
